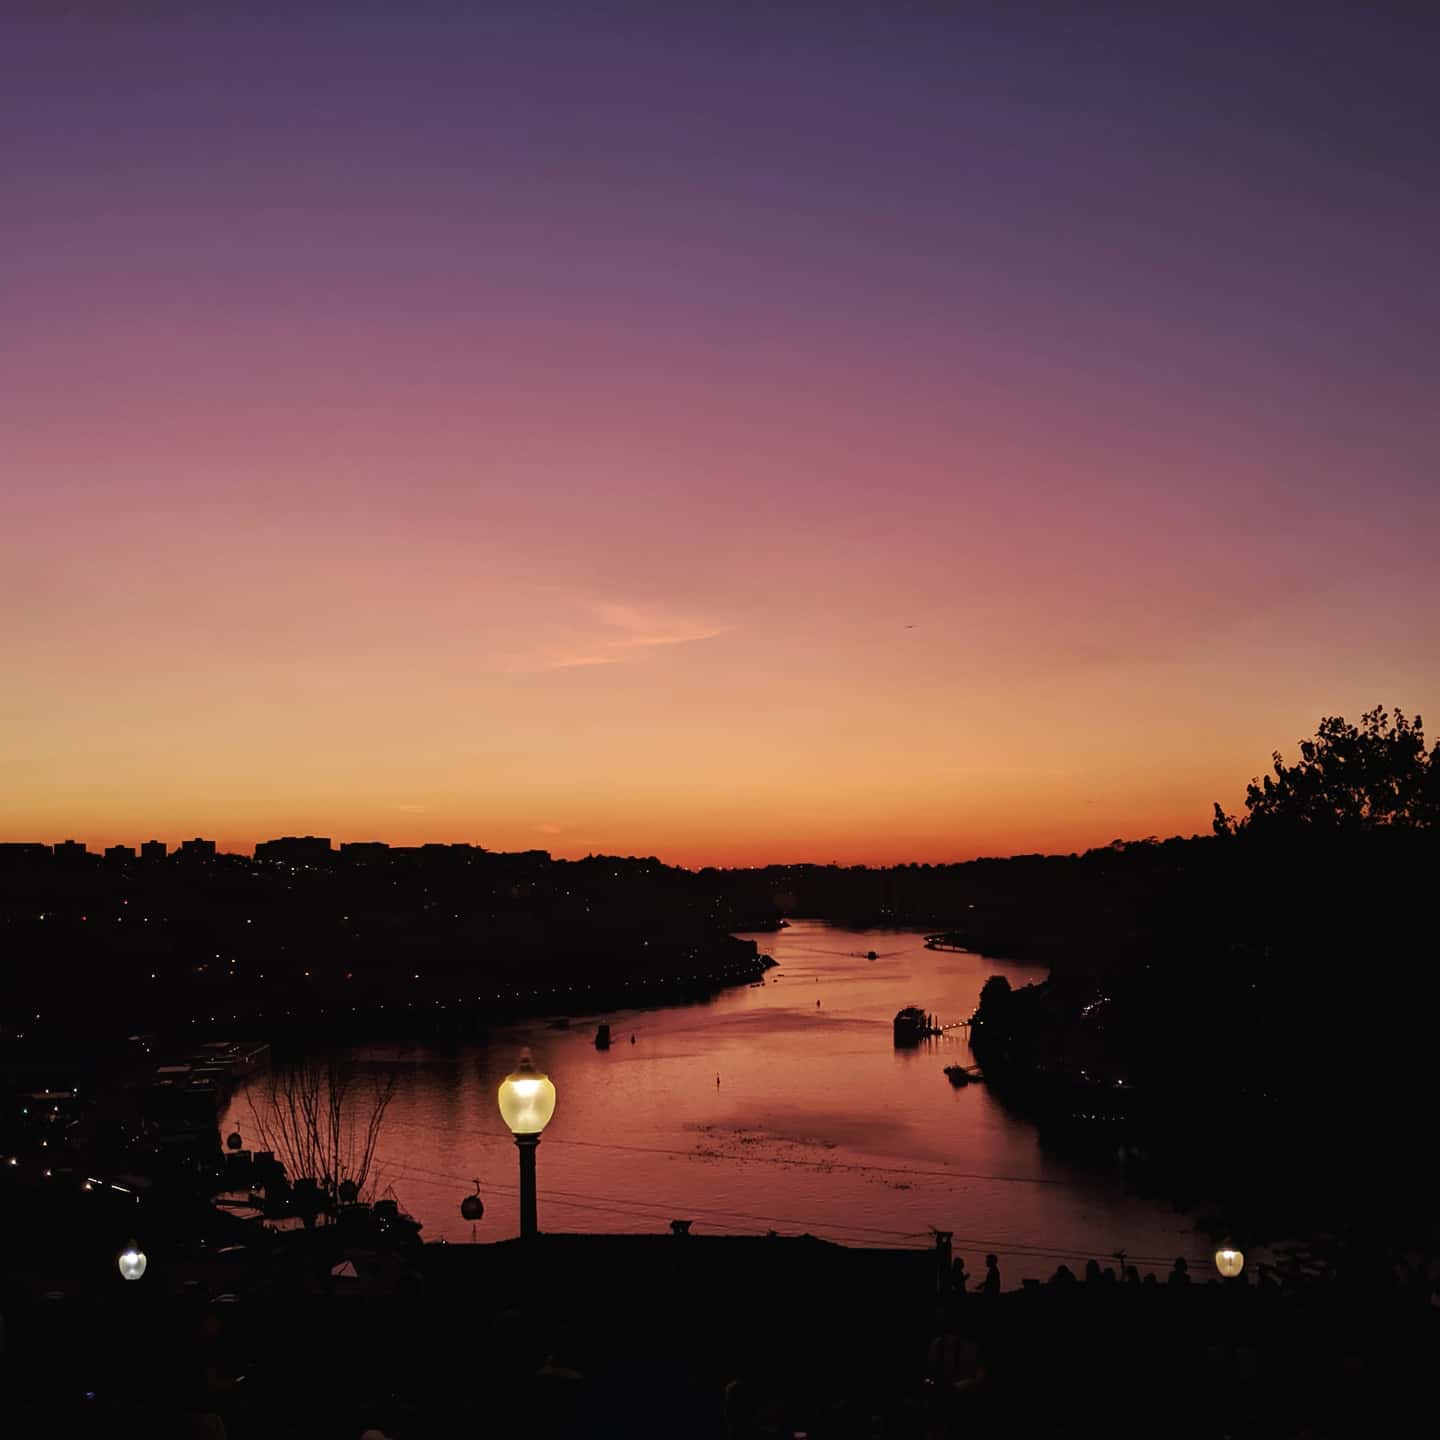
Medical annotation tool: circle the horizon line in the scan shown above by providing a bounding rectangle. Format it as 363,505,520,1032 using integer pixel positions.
3,830,1212,871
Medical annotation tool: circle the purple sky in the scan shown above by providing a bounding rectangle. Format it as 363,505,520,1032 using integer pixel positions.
4,2,1437,861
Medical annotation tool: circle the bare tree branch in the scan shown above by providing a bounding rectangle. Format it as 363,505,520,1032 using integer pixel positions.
244,1053,398,1216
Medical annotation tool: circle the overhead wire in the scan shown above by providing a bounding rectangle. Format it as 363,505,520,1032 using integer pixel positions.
368,1148,1212,1268
379,1110,1074,1188
376,1151,929,1239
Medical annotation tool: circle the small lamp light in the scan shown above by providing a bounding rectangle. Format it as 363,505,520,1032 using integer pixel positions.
1214,1244,1244,1279
118,1245,147,1281
498,1049,556,1136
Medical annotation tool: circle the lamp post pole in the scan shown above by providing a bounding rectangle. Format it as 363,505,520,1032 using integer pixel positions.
1214,1244,1244,1438
498,1048,556,1242
515,1132,540,1239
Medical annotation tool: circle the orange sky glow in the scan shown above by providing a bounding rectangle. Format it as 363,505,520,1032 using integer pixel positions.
4,10,1437,866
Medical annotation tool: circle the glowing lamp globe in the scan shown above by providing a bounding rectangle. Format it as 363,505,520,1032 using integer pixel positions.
498,1049,556,1136
1214,1245,1244,1279
118,1246,147,1281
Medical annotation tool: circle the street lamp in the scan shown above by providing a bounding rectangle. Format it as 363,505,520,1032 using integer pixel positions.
1214,1244,1244,1279
497,1048,555,1239
117,1245,147,1281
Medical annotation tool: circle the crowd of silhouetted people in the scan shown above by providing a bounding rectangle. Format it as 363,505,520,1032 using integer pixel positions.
948,1250,1235,1301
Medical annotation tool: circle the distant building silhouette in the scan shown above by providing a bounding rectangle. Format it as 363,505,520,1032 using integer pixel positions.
52,840,88,860
255,836,333,864
104,844,137,862
140,839,167,861
420,842,479,858
178,837,216,859
340,841,391,860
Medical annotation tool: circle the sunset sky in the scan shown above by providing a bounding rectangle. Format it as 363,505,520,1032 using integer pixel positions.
4,3,1437,865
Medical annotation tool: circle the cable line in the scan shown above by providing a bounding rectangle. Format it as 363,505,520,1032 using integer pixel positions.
381,1112,1073,1188
369,1149,1212,1269
375,1149,927,1236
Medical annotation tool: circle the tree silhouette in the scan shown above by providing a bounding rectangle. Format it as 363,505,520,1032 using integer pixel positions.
1214,706,1438,836
246,1053,396,1216
977,974,1013,1014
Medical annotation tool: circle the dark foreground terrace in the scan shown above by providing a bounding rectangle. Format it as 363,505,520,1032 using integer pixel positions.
3,1228,1433,1438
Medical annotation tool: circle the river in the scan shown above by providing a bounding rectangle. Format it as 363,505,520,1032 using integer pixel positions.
224,921,1212,1278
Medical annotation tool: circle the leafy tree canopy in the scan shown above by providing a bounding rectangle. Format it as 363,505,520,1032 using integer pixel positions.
1214,706,1439,836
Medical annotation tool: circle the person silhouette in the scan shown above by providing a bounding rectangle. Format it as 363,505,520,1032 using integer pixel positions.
1168,1257,1191,1287
982,1254,1001,1297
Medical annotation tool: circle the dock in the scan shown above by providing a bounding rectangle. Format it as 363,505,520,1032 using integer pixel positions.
893,1007,969,1046
923,933,970,952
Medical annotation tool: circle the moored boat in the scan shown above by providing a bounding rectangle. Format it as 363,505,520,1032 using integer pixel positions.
893,1006,927,1046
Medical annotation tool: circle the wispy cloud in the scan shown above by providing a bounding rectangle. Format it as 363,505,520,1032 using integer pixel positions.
591,602,726,653
544,652,622,670
515,600,728,672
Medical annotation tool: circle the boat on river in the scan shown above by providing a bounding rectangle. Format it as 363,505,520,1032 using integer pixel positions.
893,1006,928,1046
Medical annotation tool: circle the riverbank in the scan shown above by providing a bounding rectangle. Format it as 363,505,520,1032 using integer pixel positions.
965,958,1440,1278
0,843,779,1054
1,938,774,1075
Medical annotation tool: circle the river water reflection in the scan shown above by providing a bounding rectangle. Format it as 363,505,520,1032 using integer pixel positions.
226,921,1209,1276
